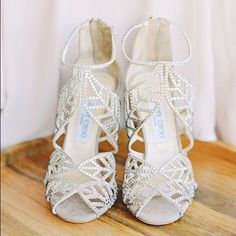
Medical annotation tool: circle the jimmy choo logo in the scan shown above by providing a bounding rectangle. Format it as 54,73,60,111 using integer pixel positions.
80,113,90,138
151,104,169,143
155,108,166,138
76,100,96,143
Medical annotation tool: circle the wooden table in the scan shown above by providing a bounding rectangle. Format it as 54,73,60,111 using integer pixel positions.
1,130,236,236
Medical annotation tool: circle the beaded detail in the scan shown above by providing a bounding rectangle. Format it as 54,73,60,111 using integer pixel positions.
123,63,196,216
123,152,196,216
54,67,120,152
44,149,118,216
45,65,120,216
125,64,194,151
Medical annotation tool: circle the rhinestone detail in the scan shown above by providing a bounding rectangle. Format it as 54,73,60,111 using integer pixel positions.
45,65,120,216
123,152,196,216
123,63,196,216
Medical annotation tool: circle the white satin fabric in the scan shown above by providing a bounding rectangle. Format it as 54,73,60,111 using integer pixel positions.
1,0,236,148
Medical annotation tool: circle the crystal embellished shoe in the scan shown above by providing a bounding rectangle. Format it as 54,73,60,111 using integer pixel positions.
122,17,197,225
44,18,120,223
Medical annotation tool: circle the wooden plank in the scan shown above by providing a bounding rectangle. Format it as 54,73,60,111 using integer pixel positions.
1,168,146,236
1,130,236,236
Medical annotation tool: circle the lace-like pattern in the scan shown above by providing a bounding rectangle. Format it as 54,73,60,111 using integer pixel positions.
123,152,196,216
45,149,118,216
123,63,196,215
54,67,120,152
45,66,120,216
125,64,194,150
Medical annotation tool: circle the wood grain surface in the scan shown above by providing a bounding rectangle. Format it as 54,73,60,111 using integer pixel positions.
1,129,236,236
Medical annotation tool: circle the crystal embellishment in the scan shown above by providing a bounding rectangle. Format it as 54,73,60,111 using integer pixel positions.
123,63,196,216
44,65,120,216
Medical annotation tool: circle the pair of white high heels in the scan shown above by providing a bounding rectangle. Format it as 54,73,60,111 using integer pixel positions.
44,17,197,225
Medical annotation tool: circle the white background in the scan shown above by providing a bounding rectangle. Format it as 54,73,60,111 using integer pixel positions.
1,0,236,148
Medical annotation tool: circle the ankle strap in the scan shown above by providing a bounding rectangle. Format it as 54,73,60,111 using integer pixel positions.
62,18,116,70
122,17,192,66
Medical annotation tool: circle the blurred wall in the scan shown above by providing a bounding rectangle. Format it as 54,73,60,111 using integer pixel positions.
1,0,236,148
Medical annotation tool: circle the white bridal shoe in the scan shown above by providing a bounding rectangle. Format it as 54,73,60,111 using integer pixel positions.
44,18,120,223
122,17,197,225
